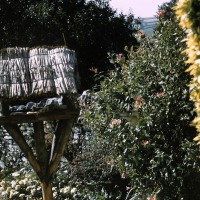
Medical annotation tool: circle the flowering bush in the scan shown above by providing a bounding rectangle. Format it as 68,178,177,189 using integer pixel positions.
0,166,82,200
0,168,42,199
81,1,200,199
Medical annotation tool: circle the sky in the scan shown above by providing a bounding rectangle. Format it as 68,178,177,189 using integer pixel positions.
109,0,171,18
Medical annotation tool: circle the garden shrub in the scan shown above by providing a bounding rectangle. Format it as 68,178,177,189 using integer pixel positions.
82,0,200,199
65,136,131,200
0,165,81,200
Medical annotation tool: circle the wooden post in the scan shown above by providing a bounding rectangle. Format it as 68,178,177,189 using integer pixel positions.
33,122,48,180
41,182,53,200
33,122,54,200
0,98,9,116
48,118,75,179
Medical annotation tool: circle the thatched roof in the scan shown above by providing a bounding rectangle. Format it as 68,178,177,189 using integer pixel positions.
0,47,78,101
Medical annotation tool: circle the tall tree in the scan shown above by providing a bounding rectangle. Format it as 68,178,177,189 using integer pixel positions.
0,0,138,90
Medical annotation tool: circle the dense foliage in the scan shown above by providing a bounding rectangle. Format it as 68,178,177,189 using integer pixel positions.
0,0,138,90
81,1,200,199
175,0,200,145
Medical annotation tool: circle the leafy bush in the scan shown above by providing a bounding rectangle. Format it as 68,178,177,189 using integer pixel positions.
65,136,130,199
81,1,200,199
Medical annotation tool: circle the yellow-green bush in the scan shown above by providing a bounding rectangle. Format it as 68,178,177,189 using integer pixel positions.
175,0,200,144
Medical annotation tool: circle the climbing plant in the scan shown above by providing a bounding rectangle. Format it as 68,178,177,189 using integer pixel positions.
175,0,200,145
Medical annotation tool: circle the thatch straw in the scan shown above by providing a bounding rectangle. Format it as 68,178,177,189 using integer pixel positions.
8,47,30,98
49,48,77,94
29,48,55,95
0,47,78,100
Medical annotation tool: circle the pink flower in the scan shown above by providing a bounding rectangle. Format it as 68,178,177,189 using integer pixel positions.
156,91,165,97
110,119,122,126
115,54,123,63
132,96,144,108
141,140,149,146
89,67,98,73
157,9,165,18
147,196,156,200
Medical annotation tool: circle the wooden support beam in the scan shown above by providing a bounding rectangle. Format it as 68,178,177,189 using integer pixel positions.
3,124,41,176
48,118,75,178
41,182,53,200
0,98,9,116
0,109,79,124
33,122,49,181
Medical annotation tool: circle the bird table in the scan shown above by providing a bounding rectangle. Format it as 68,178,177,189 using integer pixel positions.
0,47,80,200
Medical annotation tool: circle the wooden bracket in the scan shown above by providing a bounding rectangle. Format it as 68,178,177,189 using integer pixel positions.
1,105,79,200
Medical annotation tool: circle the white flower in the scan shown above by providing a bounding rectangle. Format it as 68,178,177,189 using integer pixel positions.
23,178,28,183
0,181,6,188
25,173,33,178
37,186,41,191
1,191,8,196
63,186,70,193
11,180,16,188
52,187,57,191
26,186,33,191
19,180,26,185
31,188,36,195
15,185,21,190
60,188,64,193
12,172,20,177
9,191,19,198
70,187,77,194
20,125,27,131
19,194,26,197
53,192,58,197
6,187,11,192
